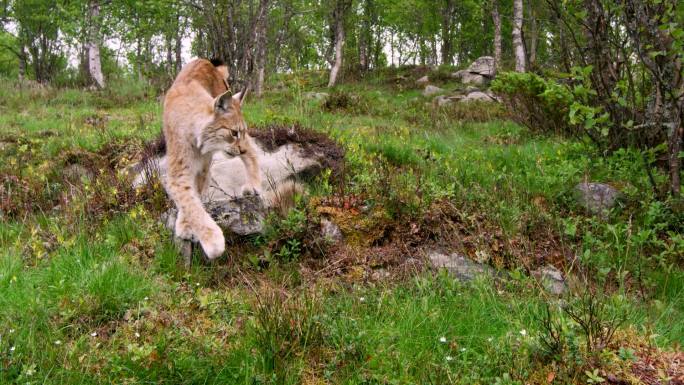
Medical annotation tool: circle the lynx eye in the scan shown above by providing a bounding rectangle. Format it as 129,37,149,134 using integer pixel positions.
230,129,239,138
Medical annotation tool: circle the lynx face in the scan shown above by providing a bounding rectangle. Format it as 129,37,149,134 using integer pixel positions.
197,90,249,157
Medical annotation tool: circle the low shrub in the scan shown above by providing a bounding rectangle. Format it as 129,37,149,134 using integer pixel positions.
322,90,371,114
491,71,573,136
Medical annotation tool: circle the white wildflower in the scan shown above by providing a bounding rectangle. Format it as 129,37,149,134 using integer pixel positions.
519,329,527,336
54,340,61,345
359,297,365,302
135,332,141,338
90,332,97,337
439,336,447,343
445,356,453,361
460,347,466,352
10,346,15,352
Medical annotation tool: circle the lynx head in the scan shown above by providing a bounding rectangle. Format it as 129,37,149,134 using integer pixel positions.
198,88,249,156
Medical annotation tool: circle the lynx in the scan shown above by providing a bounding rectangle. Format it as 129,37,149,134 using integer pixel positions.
163,58,261,259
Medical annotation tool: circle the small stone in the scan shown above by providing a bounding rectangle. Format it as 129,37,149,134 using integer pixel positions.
428,251,495,281
304,91,329,100
320,218,343,242
416,75,429,86
423,85,445,97
370,268,390,280
433,95,453,107
63,164,94,182
462,91,496,102
532,265,567,296
574,182,621,217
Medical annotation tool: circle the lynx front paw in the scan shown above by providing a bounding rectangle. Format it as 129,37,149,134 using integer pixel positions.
198,223,225,260
241,184,262,197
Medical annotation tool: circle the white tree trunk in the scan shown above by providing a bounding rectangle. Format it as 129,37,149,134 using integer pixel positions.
328,23,345,87
512,0,526,72
86,0,105,88
328,0,349,88
254,0,269,97
491,0,502,70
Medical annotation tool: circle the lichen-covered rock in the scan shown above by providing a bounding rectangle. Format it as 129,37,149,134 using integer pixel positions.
461,72,487,86
532,265,567,295
434,94,464,107
574,182,621,216
462,91,496,102
467,56,496,77
304,91,329,100
423,85,444,97
316,205,389,247
416,75,429,86
433,95,453,107
428,251,495,281
320,218,343,242
452,56,496,85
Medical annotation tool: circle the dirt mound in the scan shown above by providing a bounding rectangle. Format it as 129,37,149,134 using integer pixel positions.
250,123,345,179
137,123,345,180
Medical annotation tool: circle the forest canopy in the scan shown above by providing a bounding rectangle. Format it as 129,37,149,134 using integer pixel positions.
0,0,683,196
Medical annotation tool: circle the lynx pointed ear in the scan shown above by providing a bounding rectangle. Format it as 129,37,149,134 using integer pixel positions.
232,84,250,105
214,91,233,113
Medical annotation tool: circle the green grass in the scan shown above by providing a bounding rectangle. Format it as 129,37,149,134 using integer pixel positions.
0,75,682,384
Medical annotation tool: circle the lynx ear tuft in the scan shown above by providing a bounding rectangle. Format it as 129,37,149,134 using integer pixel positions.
214,91,233,113
232,84,250,105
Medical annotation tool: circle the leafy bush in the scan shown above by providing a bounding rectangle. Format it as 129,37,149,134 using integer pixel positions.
322,90,371,114
491,72,573,136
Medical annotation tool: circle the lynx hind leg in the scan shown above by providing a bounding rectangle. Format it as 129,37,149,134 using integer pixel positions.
196,157,212,197
174,209,194,241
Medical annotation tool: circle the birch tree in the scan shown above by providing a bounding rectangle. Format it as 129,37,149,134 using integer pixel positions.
491,0,502,70
512,0,526,72
327,0,352,87
85,0,104,88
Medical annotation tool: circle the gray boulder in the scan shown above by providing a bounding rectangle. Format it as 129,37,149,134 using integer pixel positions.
574,182,621,216
532,265,567,295
462,91,496,102
416,75,429,86
64,164,94,182
434,94,464,107
428,251,495,281
451,56,496,85
423,85,445,97
304,91,329,101
467,56,496,77
451,70,468,80
461,72,487,86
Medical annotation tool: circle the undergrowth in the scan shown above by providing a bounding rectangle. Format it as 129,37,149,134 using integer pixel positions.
0,74,682,384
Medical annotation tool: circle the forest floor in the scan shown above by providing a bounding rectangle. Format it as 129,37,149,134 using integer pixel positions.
1,70,683,384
